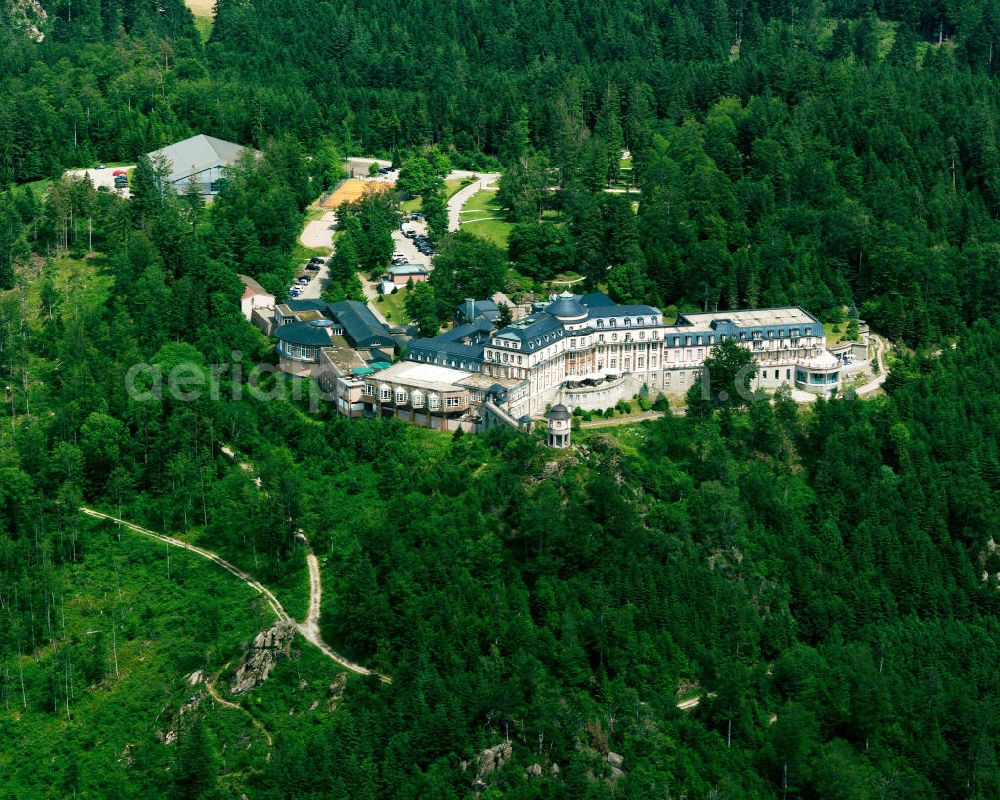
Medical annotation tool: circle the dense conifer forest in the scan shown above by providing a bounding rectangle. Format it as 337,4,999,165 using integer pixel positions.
1,0,999,797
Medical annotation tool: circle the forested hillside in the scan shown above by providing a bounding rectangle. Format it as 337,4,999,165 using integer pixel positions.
1,0,1000,797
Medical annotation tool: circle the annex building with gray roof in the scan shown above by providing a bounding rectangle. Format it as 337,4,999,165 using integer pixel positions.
147,134,260,195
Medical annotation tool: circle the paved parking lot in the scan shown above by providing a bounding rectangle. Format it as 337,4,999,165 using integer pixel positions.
393,218,432,267
65,166,135,197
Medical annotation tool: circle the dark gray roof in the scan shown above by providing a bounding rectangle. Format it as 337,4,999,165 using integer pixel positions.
494,312,564,353
275,321,333,347
327,300,394,348
579,291,615,308
283,299,329,313
445,319,493,342
457,299,500,321
407,338,485,365
587,303,660,318
546,293,586,319
548,404,572,420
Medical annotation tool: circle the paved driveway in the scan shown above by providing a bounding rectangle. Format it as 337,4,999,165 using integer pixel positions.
300,211,337,249
447,173,500,232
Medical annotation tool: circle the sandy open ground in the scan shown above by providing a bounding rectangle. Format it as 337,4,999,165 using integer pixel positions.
184,0,215,16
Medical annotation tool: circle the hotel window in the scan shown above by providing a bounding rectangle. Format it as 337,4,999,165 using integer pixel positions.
395,389,407,404
411,391,424,406
428,394,441,410
570,338,576,348
517,356,522,364
639,331,645,340
638,358,645,368
446,397,460,408
610,319,617,327
624,318,631,327
363,383,375,395
597,319,604,328
379,386,391,401
685,336,692,346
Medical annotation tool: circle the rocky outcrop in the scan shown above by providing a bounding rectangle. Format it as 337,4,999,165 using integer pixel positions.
606,751,624,782
230,621,296,695
473,741,512,788
9,0,46,42
327,672,347,712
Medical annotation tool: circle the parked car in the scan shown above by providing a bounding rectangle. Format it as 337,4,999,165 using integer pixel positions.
289,288,302,297
305,263,320,271
310,256,326,264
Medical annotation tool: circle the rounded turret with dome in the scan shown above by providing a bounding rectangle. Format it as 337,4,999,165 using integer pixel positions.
546,404,572,447
546,291,588,322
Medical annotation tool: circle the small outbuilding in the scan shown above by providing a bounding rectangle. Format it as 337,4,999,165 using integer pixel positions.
546,404,572,448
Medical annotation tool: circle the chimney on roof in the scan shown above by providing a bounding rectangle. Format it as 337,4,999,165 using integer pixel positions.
465,298,475,322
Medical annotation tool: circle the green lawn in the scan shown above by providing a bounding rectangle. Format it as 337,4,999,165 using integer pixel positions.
445,176,474,198
823,321,860,346
462,217,514,248
401,177,474,215
459,188,513,247
377,286,412,325
459,188,503,216
193,14,213,42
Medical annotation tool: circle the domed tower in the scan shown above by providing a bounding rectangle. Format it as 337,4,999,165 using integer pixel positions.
546,291,588,324
546,404,572,448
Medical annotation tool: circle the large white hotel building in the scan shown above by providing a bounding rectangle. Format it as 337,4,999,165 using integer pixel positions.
272,292,860,433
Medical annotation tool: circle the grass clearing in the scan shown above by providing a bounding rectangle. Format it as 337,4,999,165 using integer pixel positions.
445,177,474,198
376,286,412,325
193,14,213,42
459,189,513,247
401,195,422,214
462,217,514,248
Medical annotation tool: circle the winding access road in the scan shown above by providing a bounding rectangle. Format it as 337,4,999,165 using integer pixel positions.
854,334,889,396
78,507,385,681
447,173,500,232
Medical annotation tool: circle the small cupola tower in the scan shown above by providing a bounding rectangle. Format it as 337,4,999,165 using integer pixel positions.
546,404,572,448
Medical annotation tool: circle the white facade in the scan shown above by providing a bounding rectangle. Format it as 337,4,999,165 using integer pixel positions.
477,295,838,417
